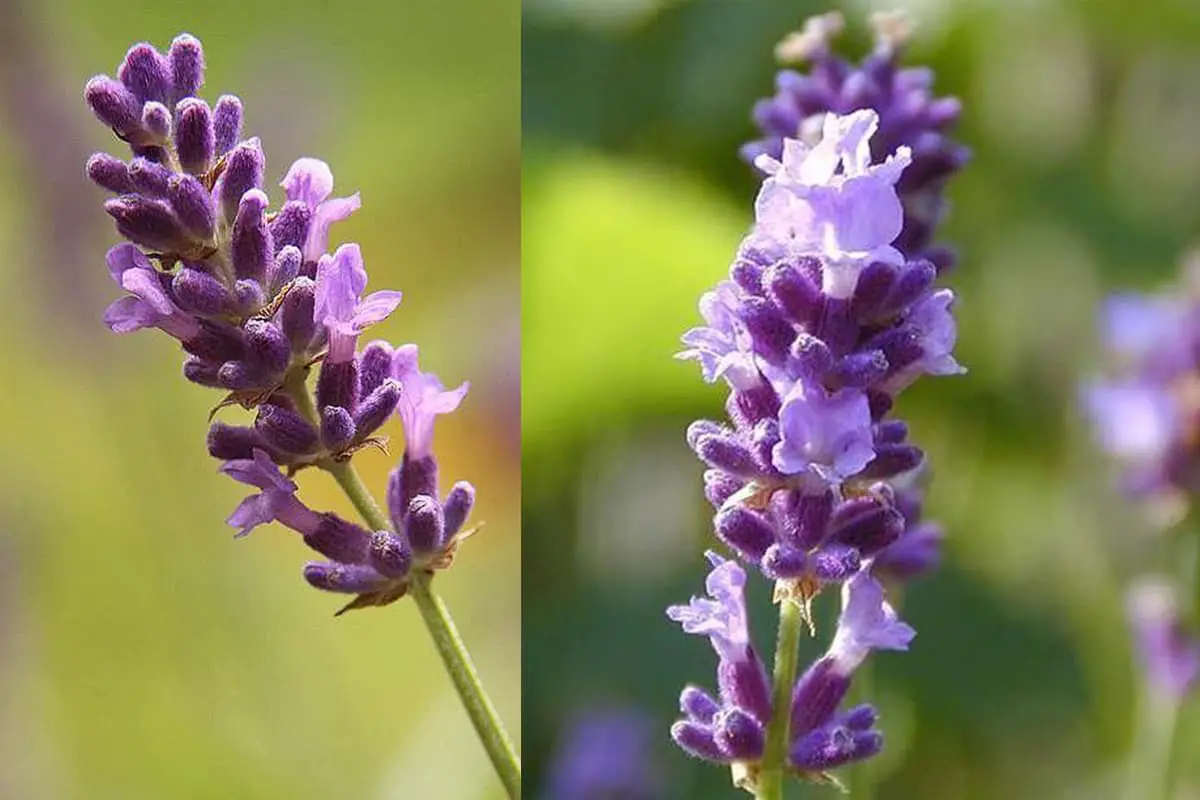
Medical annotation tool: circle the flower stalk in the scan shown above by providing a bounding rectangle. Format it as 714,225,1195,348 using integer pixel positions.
756,596,805,800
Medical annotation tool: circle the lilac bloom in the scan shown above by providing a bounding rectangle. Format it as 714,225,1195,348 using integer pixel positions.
754,110,911,297
773,380,875,484
827,567,915,674
677,282,762,390
220,449,320,537
313,243,403,362
391,344,468,460
1083,382,1178,464
103,243,199,339
281,157,362,263
1127,579,1200,701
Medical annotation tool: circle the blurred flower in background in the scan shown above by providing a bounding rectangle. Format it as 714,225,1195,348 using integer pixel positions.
0,0,517,797
524,0,1200,797
540,706,664,799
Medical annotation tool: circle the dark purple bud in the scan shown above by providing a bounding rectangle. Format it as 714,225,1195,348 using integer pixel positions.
829,502,904,557
85,75,142,137
217,360,265,390
842,704,878,731
791,724,882,772
810,544,861,582
86,153,132,193
320,406,356,452
317,358,358,413
235,279,265,313
105,196,187,253
765,262,820,327
118,43,171,104
184,357,223,387
231,189,272,280
859,444,923,479
172,267,232,315
368,530,413,579
730,259,764,296
216,138,264,223
303,562,389,594
831,350,889,389
790,334,834,381
405,495,445,554
715,506,775,562
212,95,243,155
873,326,924,376
174,98,214,175
390,456,439,527
741,297,794,364
704,470,743,508
280,277,317,350
304,513,370,564
141,102,171,141
358,340,395,397
717,651,772,724
923,245,956,274
875,420,908,444
127,157,172,196
882,260,936,315
255,404,318,455
840,70,882,108
268,246,302,295
761,543,809,579
867,389,893,419
207,421,269,460
749,419,782,474
790,656,850,737
243,319,291,375
726,385,780,429
168,33,204,102
166,174,215,240
269,201,312,254
680,686,720,724
691,430,758,477
182,321,243,362
876,521,943,579
852,261,899,320
670,721,726,762
713,707,766,761
772,489,833,550
354,380,401,439
443,482,475,538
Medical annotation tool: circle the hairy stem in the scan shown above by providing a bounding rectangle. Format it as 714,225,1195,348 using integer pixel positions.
757,594,805,800
284,369,521,798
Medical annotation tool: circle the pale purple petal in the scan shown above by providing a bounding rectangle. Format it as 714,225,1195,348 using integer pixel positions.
1084,382,1177,463
666,551,750,663
349,289,403,331
1102,294,1185,363
314,243,368,325
1128,579,1200,701
280,157,334,208
103,296,158,333
105,242,152,284
391,345,468,459
120,266,174,315
773,382,874,483
829,568,915,673
305,193,361,262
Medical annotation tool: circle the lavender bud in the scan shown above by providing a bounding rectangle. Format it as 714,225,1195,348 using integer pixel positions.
790,334,834,381
166,174,215,240
218,360,266,390
141,102,171,141
405,495,445,554
354,380,401,440
392,457,439,524
84,75,142,136
882,260,936,315
231,189,272,281
713,708,765,761
790,657,850,737
172,267,232,315
268,246,302,295
174,98,214,175
358,341,395,397
206,421,269,459
875,419,908,444
680,686,720,724
168,33,204,102
761,543,808,579
859,443,923,479
765,261,820,326
368,530,413,579
442,482,475,538
830,503,904,556
212,95,243,155
302,562,389,594
317,358,358,413
717,656,772,726
304,514,370,564
320,406,356,451
704,470,743,508
773,489,833,550
269,201,312,254
809,544,861,582
741,297,794,364
714,506,775,562
851,261,899,320
670,721,725,762
183,321,244,362
127,157,173,197
691,431,759,478
104,196,187,253
280,277,317,350
118,43,171,104
243,319,291,374
792,724,882,772
216,138,264,223
234,279,266,313
843,705,878,730
255,404,318,455
831,350,889,389
86,153,132,194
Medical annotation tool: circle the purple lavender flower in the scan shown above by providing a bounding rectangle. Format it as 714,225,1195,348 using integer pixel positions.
742,11,969,269
1127,580,1200,702
542,709,662,800
85,34,475,612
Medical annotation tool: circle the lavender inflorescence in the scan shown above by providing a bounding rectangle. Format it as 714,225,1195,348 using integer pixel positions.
670,13,964,790
85,34,474,612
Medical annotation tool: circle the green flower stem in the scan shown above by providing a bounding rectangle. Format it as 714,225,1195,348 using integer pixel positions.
757,594,805,800
1126,687,1178,800
284,371,521,798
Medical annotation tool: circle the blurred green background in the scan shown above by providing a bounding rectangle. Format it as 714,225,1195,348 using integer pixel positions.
0,0,518,798
523,0,1200,797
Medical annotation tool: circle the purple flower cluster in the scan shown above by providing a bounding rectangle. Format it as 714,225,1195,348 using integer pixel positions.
668,554,913,776
671,14,965,786
1084,276,1200,701
740,11,969,271
85,35,473,611
541,708,663,800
